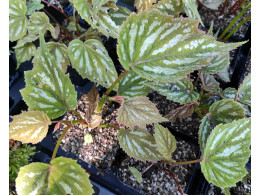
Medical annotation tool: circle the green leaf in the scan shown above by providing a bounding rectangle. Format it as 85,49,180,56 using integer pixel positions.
109,6,131,26
221,87,237,99
67,21,84,32
152,0,184,17
20,33,77,119
16,157,94,195
198,114,212,154
117,71,150,98
118,128,162,161
203,54,230,74
9,0,28,42
135,0,157,12
13,33,39,48
218,67,230,82
117,96,167,129
201,73,220,92
207,21,214,36
129,167,143,183
237,74,251,106
68,39,118,90
154,123,176,160
209,99,245,124
46,42,70,73
27,12,57,39
200,0,225,10
117,11,243,82
183,0,204,26
74,0,119,38
26,0,44,15
222,187,230,195
9,110,51,144
144,79,199,104
201,118,251,188
165,102,195,123
15,43,36,68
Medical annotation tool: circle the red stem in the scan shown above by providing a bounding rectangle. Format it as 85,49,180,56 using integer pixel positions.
41,0,71,22
197,0,207,8
163,168,184,195
220,0,229,15
229,0,245,14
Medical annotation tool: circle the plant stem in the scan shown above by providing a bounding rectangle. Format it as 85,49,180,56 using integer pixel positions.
163,168,184,195
41,0,71,23
142,162,155,174
236,99,250,106
51,124,72,160
73,8,80,37
229,0,245,14
71,110,84,121
99,124,120,130
163,158,203,166
51,120,84,125
101,101,112,114
220,0,230,15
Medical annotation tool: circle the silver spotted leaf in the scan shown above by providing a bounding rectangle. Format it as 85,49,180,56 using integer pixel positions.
74,0,119,38
15,42,36,68
9,111,51,144
198,114,212,154
144,79,199,104
118,128,162,161
152,0,184,17
135,0,157,12
209,99,245,124
46,42,70,73
165,102,196,123
9,0,28,42
16,157,94,195
203,54,230,74
118,71,150,98
117,11,243,82
109,6,131,26
13,33,38,48
129,167,143,183
200,0,225,10
26,0,44,15
154,123,176,160
237,74,251,106
68,39,118,90
183,0,204,26
117,96,167,129
20,33,77,119
201,118,251,188
221,87,237,100
201,73,220,92
27,12,57,39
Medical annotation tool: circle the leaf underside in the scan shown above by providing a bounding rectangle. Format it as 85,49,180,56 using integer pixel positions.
165,103,195,123
201,73,220,92
201,118,251,188
117,11,242,83
20,33,77,119
9,110,51,144
16,157,94,195
118,128,162,161
117,96,167,129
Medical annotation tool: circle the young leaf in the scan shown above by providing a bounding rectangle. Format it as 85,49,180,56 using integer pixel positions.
165,102,195,123
135,0,157,12
46,42,70,73
27,12,57,39
9,111,51,144
183,0,204,26
109,6,132,26
198,114,211,154
201,118,251,188
13,33,39,48
68,39,118,90
118,128,162,161
237,74,251,106
221,87,237,99
203,54,230,74
117,71,150,98
129,167,143,183
9,0,28,42
117,96,167,129
201,73,220,92
144,79,199,104
117,11,243,83
209,99,245,124
154,123,176,160
26,0,44,15
20,33,77,119
15,43,36,68
16,157,94,195
152,0,184,17
200,0,225,10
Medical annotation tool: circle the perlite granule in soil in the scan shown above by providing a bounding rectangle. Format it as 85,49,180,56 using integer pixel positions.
53,94,119,170
118,140,198,195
